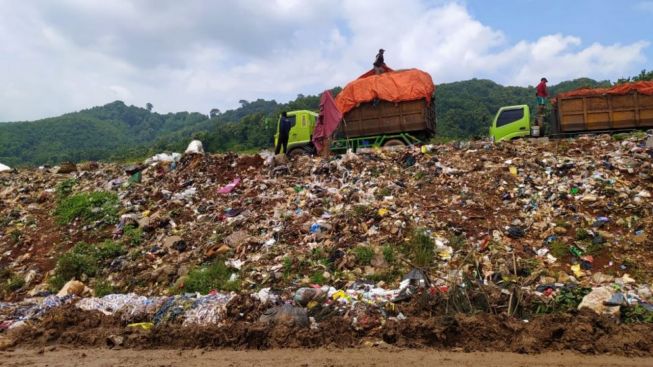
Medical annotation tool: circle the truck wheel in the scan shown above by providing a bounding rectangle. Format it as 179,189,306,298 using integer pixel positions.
383,139,406,147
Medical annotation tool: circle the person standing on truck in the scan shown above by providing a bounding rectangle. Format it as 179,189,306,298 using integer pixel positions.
535,77,548,127
275,111,291,155
536,78,548,111
373,49,386,74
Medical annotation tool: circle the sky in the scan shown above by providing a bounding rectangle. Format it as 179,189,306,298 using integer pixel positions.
0,0,651,121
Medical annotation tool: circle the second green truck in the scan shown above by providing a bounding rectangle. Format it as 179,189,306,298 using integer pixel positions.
490,85,653,142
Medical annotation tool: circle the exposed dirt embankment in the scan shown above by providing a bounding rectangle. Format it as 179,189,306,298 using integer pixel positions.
6,305,653,356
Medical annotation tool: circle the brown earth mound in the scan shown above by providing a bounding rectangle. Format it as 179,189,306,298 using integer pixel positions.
8,306,653,356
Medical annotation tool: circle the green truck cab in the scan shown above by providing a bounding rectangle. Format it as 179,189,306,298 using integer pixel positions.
274,110,318,155
489,105,531,142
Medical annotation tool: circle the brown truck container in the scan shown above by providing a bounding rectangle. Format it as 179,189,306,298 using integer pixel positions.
335,98,436,139
554,92,653,133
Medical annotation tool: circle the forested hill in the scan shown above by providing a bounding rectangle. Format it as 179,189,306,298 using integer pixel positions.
0,77,613,167
0,101,211,166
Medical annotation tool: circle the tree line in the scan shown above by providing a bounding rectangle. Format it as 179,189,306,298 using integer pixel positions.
0,71,650,167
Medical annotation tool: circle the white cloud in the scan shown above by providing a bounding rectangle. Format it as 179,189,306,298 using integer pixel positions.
0,0,649,121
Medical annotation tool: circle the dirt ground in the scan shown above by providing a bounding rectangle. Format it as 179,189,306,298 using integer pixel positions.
2,348,653,367
7,305,653,356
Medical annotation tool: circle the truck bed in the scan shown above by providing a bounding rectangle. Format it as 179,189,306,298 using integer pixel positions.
336,99,435,138
555,93,653,133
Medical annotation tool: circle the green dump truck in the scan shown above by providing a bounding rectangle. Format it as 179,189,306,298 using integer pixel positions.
274,68,436,155
274,99,436,156
490,85,653,142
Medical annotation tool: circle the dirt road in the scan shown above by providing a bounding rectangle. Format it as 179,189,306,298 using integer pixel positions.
2,348,652,367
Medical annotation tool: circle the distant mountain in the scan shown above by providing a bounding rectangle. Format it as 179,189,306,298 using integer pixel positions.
0,79,612,166
0,101,211,166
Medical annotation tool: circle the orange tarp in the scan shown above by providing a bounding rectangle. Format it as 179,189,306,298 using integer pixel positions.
555,81,653,102
335,68,435,115
356,65,394,79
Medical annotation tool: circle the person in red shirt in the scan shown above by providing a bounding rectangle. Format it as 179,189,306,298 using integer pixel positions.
536,77,548,111
535,77,549,128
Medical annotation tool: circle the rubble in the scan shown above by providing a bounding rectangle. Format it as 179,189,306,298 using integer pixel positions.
56,162,77,174
1,133,653,348
578,287,620,316
56,280,92,297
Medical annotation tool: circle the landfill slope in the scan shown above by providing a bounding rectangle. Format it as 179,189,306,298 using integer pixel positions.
1,133,653,353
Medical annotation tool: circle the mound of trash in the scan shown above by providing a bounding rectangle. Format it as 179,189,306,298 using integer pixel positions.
2,134,653,351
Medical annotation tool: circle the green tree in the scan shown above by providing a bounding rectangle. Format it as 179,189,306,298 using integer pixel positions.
617,69,653,84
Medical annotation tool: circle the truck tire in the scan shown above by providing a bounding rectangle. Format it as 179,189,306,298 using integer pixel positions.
383,139,406,147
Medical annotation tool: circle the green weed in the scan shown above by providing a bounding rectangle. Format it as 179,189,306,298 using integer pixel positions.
55,178,77,199
52,248,98,284
8,274,25,291
622,305,653,324
93,279,115,297
549,240,569,259
536,286,591,314
123,225,143,246
95,240,124,260
9,230,21,243
378,187,392,198
575,228,590,241
54,191,119,225
282,256,293,278
49,241,125,291
555,287,592,312
311,247,326,262
382,244,395,263
310,270,326,285
584,241,604,256
613,131,645,141
409,228,435,268
182,261,240,294
352,246,374,265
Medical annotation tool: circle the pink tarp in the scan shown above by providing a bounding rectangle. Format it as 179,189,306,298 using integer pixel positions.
311,91,343,153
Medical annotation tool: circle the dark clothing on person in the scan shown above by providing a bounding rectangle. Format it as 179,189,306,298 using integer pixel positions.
373,52,385,67
275,133,289,155
275,116,292,155
280,116,292,134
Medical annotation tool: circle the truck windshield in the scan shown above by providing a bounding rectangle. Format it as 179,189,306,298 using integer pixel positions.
496,109,524,127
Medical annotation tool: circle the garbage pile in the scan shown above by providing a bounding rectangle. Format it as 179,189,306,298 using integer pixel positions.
1,134,653,330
